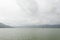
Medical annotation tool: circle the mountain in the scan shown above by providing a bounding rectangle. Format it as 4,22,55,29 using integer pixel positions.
0,23,60,28
0,23,13,28
17,25,60,28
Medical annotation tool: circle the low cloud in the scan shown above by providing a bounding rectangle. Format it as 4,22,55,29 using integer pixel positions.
0,0,60,27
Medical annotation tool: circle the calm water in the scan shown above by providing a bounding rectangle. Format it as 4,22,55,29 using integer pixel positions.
0,28,60,40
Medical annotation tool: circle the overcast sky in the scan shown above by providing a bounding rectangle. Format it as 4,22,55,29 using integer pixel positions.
0,0,60,27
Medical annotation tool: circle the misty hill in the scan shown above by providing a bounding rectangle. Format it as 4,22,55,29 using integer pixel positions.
0,23,13,28
17,25,60,28
0,23,60,28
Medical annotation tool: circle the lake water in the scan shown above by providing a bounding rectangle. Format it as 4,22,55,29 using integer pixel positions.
0,28,60,40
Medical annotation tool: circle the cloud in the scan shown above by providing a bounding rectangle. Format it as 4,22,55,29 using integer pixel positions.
0,0,60,27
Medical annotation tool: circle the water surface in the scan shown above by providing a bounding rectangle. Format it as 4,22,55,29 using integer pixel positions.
0,28,60,40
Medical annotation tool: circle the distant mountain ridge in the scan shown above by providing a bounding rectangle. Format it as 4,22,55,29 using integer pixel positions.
0,23,60,28
0,23,13,28
17,25,60,28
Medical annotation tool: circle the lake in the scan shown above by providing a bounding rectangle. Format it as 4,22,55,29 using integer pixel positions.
0,28,60,40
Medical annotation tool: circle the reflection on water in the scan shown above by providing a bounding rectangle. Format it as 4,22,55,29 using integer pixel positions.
0,28,60,40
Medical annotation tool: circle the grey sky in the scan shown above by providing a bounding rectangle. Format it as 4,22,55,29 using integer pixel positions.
0,0,60,27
